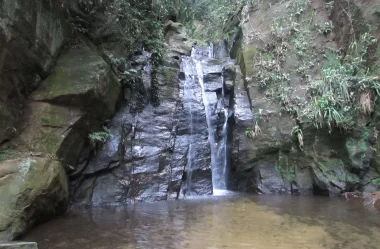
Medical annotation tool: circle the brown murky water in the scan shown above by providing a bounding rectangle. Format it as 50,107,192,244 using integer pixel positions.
24,195,380,249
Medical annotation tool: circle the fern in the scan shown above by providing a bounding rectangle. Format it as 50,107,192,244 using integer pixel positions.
88,127,112,149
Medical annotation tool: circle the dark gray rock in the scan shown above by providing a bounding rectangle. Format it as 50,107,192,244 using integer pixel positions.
0,0,68,144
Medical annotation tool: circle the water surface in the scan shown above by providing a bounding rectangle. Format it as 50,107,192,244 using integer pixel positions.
24,195,380,249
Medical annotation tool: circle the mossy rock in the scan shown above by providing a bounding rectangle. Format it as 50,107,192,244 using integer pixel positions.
241,45,260,77
345,128,371,170
16,102,83,155
312,158,360,195
32,45,120,116
0,157,68,241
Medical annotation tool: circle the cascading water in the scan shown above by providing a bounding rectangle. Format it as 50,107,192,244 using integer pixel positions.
183,59,195,195
181,42,232,194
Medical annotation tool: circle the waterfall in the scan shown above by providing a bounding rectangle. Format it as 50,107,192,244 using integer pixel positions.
181,43,230,194
208,42,214,58
184,60,195,195
194,60,221,191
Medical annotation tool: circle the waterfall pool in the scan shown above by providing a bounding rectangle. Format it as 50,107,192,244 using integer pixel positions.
24,195,380,249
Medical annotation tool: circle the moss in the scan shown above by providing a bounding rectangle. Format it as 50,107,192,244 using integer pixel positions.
275,152,296,183
98,71,120,114
151,68,160,107
1,157,68,239
37,46,109,100
42,134,63,154
0,149,16,162
40,114,64,127
242,45,260,77
371,178,380,186
345,128,369,168
161,67,177,85
268,126,278,137
274,160,280,176
318,159,360,184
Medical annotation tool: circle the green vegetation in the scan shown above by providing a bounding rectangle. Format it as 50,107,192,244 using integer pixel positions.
275,154,296,184
68,0,166,61
239,0,380,133
0,149,15,162
301,34,379,132
161,0,254,41
245,109,263,138
88,127,112,150
291,126,304,150
245,122,262,139
317,159,360,184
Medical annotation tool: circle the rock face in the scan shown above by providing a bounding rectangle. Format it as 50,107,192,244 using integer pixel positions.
0,0,68,144
0,43,121,239
12,45,121,168
0,158,68,241
70,22,213,206
71,51,186,205
226,0,380,195
0,1,121,238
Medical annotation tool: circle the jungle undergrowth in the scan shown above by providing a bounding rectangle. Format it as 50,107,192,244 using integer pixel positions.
245,0,380,133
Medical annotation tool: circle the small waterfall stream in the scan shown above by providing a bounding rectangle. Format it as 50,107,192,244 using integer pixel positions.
182,42,232,194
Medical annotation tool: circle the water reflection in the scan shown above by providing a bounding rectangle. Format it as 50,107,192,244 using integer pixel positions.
24,195,380,249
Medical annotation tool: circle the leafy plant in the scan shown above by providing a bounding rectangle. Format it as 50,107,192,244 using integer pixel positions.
325,1,334,11
88,127,112,150
291,126,304,150
245,122,262,138
317,21,334,35
293,0,309,17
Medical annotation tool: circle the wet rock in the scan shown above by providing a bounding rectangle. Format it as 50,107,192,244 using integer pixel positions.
70,28,222,205
0,242,38,249
294,166,314,195
71,38,194,205
258,157,291,194
213,40,229,59
0,158,68,241
223,64,236,92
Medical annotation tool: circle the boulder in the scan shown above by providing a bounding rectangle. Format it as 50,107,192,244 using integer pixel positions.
0,158,68,241
11,45,121,170
31,45,120,116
